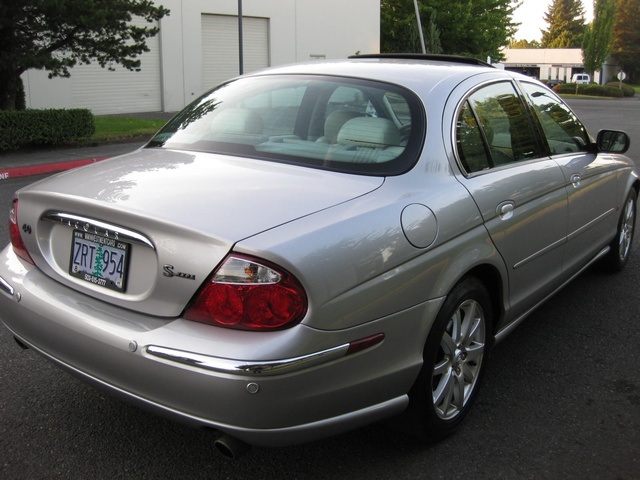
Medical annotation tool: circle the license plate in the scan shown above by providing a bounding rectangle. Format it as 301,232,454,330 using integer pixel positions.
69,230,130,292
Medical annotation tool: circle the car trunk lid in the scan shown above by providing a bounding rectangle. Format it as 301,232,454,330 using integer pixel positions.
16,148,383,317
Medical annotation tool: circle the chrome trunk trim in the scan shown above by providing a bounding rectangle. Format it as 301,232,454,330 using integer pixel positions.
41,212,155,250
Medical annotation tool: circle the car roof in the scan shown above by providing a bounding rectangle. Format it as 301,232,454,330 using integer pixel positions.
245,54,505,93
352,53,494,68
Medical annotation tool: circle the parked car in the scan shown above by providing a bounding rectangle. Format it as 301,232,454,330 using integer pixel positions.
571,73,591,84
1,54,637,458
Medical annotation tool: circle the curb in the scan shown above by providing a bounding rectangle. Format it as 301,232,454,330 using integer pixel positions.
0,156,109,181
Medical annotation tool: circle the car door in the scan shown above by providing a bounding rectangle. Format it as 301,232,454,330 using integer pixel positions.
454,80,569,321
519,81,619,277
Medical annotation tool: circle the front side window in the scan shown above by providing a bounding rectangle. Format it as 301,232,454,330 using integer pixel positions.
455,81,540,174
520,81,590,154
148,75,424,176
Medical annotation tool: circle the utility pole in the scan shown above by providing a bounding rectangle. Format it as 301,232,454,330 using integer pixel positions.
238,0,244,75
413,0,426,54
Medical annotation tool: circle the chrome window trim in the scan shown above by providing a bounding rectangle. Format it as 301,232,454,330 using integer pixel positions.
452,78,512,176
451,78,543,177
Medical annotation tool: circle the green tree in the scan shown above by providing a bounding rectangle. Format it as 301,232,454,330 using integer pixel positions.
381,0,518,61
381,0,425,53
541,0,586,48
425,10,443,54
92,245,104,278
582,0,618,81
611,0,640,82
0,0,169,110
509,38,542,49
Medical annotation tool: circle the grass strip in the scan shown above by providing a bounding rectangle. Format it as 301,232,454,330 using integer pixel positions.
91,117,167,142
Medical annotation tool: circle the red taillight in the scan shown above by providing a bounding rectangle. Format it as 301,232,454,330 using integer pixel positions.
184,254,308,331
9,198,34,264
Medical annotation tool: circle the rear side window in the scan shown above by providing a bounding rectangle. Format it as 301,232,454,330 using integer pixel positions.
520,82,590,154
455,81,540,173
456,101,491,173
148,75,424,176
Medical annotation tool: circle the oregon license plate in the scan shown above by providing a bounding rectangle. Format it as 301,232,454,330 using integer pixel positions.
69,230,130,292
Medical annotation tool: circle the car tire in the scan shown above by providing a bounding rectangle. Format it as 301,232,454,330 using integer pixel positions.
408,276,492,442
600,189,637,273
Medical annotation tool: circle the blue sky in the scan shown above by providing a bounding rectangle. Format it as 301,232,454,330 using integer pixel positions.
513,0,594,41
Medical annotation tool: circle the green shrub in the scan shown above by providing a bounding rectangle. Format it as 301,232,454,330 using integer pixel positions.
602,85,625,98
0,109,95,151
553,82,628,98
580,84,602,96
553,83,579,94
604,81,635,97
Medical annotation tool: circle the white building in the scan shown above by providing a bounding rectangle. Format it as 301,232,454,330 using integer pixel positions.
21,0,380,115
500,48,597,84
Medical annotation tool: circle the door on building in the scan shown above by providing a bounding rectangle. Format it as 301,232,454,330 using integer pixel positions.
201,14,270,91
71,17,163,114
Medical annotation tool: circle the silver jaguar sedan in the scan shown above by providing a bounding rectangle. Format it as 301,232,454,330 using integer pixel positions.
1,54,637,458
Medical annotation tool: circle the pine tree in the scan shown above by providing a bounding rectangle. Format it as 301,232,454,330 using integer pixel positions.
541,0,587,48
611,0,640,82
0,0,169,110
426,10,443,54
93,245,104,278
582,0,618,80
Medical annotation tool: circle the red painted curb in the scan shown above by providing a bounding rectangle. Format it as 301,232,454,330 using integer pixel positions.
0,156,109,181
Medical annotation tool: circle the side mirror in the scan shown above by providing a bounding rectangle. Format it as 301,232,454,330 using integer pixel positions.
596,130,630,154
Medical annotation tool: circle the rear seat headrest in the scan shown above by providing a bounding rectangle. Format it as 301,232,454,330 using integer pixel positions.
337,117,401,148
323,110,362,143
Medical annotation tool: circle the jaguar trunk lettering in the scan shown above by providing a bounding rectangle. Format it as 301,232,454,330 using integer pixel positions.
163,265,196,280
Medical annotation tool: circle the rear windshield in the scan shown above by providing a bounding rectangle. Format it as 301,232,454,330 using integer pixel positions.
148,75,424,175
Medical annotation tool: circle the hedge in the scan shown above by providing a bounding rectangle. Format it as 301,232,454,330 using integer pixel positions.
552,82,632,98
0,109,95,151
604,81,635,97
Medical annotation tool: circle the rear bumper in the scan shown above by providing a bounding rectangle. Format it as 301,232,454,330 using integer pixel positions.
6,324,408,446
0,246,440,446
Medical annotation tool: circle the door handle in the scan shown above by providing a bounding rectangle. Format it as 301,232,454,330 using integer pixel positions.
571,173,581,187
497,201,515,220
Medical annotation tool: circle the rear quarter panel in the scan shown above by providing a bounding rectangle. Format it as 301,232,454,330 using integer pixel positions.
237,168,505,332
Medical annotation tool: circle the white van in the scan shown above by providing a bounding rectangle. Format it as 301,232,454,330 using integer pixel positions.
571,73,591,84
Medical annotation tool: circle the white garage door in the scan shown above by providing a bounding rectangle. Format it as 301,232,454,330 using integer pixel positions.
71,18,162,115
202,14,269,91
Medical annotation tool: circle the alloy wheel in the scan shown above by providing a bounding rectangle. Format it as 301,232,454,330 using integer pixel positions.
432,299,486,420
618,196,635,262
